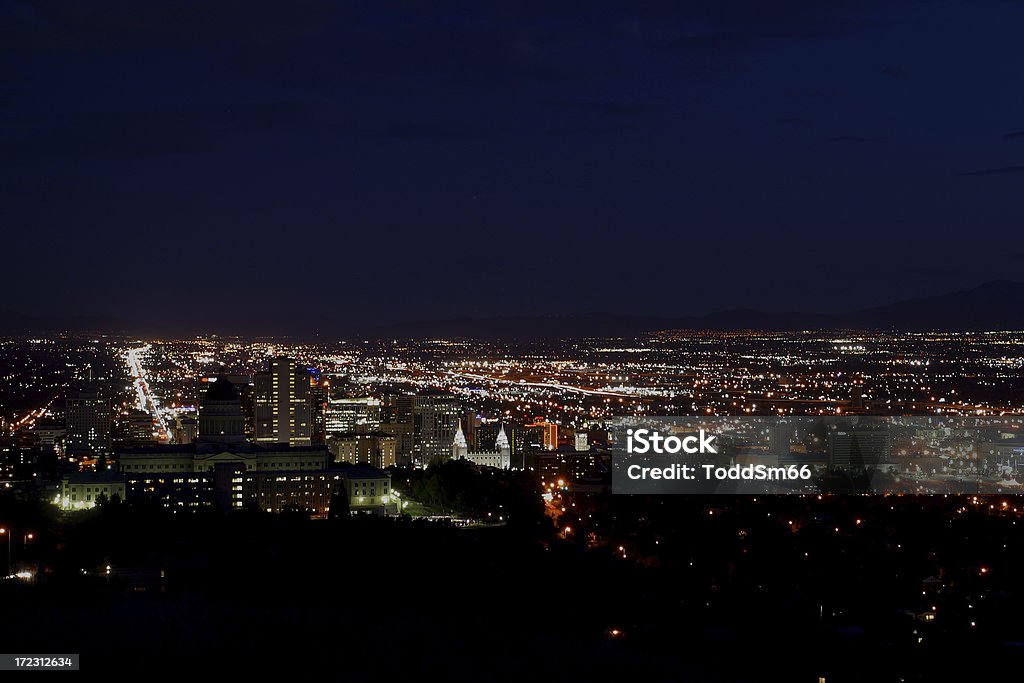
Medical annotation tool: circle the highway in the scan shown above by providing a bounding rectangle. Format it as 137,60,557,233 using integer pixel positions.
126,345,170,443
447,370,633,398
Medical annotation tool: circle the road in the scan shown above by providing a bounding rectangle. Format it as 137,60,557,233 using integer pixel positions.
8,397,56,435
126,345,170,443
447,370,633,398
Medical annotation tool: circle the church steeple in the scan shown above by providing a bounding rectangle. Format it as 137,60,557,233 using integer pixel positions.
452,419,469,459
495,423,510,453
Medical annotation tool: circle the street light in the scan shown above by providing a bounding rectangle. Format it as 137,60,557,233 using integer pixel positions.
0,528,9,576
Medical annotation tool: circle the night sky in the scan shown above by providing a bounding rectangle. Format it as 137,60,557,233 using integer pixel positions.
3,1,1024,334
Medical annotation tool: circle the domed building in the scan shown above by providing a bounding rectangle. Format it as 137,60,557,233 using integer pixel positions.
198,375,246,444
119,372,390,517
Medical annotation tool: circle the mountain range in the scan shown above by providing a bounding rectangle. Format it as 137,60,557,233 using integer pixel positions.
364,280,1024,339
2,280,1022,339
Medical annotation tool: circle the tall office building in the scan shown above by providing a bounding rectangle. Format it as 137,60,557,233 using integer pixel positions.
379,390,416,465
413,391,462,465
254,357,312,447
380,391,414,423
526,419,559,451
309,377,330,445
379,421,414,466
65,391,112,456
125,409,157,447
769,421,795,456
326,397,381,435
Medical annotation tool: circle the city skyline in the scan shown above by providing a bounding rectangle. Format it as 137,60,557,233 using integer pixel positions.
3,328,1024,678
5,2,1024,678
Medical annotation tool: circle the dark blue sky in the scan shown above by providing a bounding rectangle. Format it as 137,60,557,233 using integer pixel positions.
3,1,1023,334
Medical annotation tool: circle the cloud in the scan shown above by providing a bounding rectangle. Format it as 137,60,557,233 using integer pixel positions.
1002,131,1024,140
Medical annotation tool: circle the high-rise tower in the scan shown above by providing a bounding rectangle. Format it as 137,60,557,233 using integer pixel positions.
254,357,312,447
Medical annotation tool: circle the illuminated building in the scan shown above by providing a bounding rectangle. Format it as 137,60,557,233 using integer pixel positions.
309,378,330,445
213,374,256,438
336,463,396,516
120,460,393,516
30,419,66,452
475,421,530,467
125,374,332,509
197,375,246,444
124,409,156,447
119,442,330,474
328,431,397,468
242,470,342,515
452,421,511,469
379,391,415,464
574,431,589,451
526,419,559,451
65,391,112,456
527,449,611,484
58,471,125,510
413,390,461,465
254,357,312,447
380,391,414,424
326,397,381,435
120,442,332,513
125,472,214,509
379,421,414,466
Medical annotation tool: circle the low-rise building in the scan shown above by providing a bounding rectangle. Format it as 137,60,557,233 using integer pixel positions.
336,463,397,516
59,471,126,510
119,441,331,474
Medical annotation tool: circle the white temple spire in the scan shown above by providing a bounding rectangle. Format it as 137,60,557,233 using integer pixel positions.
452,419,469,458
495,423,510,451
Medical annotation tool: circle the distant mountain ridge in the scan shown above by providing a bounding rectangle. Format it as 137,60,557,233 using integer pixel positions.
0,311,128,336
365,280,1024,339
840,280,1024,330
2,281,1023,339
